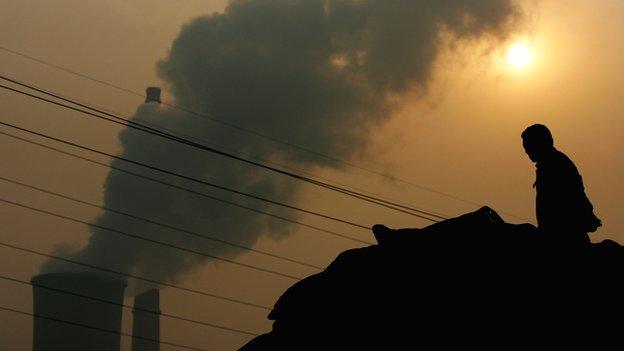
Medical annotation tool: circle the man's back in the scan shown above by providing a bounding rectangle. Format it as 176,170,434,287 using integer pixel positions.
534,149,598,234
521,124,601,244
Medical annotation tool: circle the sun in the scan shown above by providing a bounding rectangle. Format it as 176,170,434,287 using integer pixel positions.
506,42,532,68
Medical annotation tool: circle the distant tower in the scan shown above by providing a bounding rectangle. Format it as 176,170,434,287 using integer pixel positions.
132,289,160,351
31,273,126,351
145,87,161,104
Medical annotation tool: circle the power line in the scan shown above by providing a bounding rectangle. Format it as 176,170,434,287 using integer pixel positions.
0,241,273,310
0,75,448,222
0,82,384,228
0,77,446,222
1,75,429,225
0,76,444,223
0,175,325,270
0,46,145,97
0,305,209,351
0,128,374,245
0,44,526,221
0,197,303,281
0,275,259,337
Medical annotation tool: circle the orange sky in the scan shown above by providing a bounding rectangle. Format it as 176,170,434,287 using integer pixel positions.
1,1,623,350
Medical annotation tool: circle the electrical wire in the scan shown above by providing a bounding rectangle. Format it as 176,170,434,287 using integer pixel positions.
0,44,529,222
0,75,449,221
0,241,273,310
0,77,446,222
0,305,209,351
0,197,303,281
0,175,325,270
0,275,259,336
0,128,375,245
0,83,382,228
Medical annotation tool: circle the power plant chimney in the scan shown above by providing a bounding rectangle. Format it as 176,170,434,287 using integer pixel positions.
31,273,126,351
145,87,162,104
132,288,160,351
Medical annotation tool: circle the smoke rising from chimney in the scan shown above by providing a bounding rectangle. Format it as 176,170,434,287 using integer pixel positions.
42,0,523,292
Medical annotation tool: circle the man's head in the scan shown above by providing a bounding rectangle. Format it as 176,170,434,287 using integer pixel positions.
521,124,554,163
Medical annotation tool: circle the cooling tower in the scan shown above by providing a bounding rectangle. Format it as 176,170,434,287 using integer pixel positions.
31,273,126,351
132,289,160,351
145,87,162,103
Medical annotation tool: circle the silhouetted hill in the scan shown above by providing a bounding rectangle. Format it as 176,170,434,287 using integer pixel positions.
240,207,623,350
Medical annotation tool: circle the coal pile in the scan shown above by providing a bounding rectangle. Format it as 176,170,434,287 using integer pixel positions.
240,207,623,350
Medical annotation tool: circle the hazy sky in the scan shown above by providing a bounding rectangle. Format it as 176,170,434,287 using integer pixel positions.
1,1,623,350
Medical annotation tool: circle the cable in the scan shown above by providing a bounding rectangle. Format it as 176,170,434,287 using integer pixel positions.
0,46,145,97
0,75,448,221
0,44,527,222
0,197,303,281
0,305,209,351
0,129,374,245
0,275,259,336
0,82,380,229
0,241,272,310
0,175,325,270
0,77,446,222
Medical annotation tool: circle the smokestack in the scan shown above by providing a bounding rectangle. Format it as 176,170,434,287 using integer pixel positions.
31,273,126,351
145,87,161,104
132,289,160,351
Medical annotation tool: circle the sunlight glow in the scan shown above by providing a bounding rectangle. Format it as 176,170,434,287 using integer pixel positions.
506,43,532,68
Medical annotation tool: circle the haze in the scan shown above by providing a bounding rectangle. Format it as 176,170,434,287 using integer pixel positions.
1,1,622,350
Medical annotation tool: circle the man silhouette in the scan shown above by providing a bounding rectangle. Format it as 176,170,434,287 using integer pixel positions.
521,124,601,246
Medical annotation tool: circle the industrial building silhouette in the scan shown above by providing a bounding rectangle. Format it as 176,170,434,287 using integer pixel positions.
31,273,159,351
29,90,162,351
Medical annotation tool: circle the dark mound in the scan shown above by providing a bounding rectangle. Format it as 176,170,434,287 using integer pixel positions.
241,207,623,350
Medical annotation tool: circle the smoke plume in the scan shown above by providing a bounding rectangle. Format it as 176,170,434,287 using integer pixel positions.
43,0,523,289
